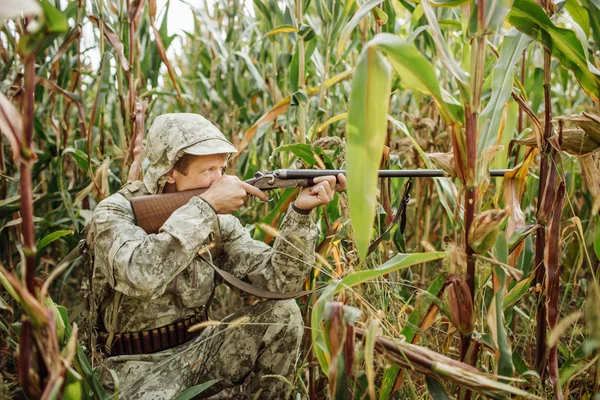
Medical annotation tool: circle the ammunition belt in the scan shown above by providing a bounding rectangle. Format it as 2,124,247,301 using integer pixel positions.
98,314,205,356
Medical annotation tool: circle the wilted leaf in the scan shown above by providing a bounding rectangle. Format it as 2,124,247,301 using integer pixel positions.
324,302,346,397
578,154,600,214
545,183,566,393
557,112,600,143
128,101,146,182
503,147,537,265
265,25,298,37
236,71,353,156
364,318,380,400
50,25,82,67
0,91,23,162
149,0,184,107
88,15,130,72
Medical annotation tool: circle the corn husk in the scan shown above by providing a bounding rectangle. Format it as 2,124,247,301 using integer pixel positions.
514,129,600,155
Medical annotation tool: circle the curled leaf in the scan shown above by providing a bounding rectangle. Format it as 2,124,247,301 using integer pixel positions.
88,15,130,72
468,209,509,254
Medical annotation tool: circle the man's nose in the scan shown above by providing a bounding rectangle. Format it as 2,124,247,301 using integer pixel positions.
208,169,222,184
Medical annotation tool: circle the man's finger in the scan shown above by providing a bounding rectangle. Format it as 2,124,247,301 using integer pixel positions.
315,184,329,202
311,181,328,194
336,173,347,191
313,175,338,191
242,182,269,201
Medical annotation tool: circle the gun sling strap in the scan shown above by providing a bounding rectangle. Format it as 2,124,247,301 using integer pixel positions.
120,180,317,301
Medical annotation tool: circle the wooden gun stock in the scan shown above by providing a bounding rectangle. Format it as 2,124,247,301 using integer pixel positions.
131,188,207,234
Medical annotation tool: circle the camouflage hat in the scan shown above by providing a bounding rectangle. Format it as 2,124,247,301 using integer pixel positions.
143,113,237,193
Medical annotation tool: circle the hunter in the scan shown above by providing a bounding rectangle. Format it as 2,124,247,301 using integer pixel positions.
87,113,346,399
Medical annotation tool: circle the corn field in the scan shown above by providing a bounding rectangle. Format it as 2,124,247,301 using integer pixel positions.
1,0,600,398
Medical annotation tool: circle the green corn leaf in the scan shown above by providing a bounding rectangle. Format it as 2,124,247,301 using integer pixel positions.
508,224,538,254
346,43,392,260
503,275,533,310
347,33,467,259
566,0,590,36
479,29,533,153
583,0,600,46
337,0,385,59
39,0,69,33
312,252,444,372
426,377,452,399
253,188,298,241
62,147,89,173
468,0,514,36
37,230,73,252
335,252,445,292
253,0,273,29
174,379,221,400
507,0,600,100
269,143,317,166
368,34,464,125
421,0,469,85
430,0,469,6
594,218,600,260
491,234,515,378
234,51,267,91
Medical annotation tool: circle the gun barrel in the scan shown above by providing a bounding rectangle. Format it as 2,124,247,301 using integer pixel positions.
277,169,509,179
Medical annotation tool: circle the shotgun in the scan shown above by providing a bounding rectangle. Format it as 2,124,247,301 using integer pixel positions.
131,169,509,234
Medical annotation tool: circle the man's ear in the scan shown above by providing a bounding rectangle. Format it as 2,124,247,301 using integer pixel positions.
166,169,176,184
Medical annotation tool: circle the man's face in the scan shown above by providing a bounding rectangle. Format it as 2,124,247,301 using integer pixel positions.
167,153,227,192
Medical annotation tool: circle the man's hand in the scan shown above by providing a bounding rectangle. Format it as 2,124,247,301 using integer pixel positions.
294,174,347,212
199,175,268,214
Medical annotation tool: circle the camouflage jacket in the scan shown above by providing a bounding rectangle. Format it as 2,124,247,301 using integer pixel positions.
89,186,317,333
87,114,318,334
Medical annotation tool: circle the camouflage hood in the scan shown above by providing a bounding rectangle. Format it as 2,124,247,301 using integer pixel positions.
143,113,237,194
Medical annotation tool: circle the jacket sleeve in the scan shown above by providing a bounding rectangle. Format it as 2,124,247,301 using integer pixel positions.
219,205,318,293
92,194,218,300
